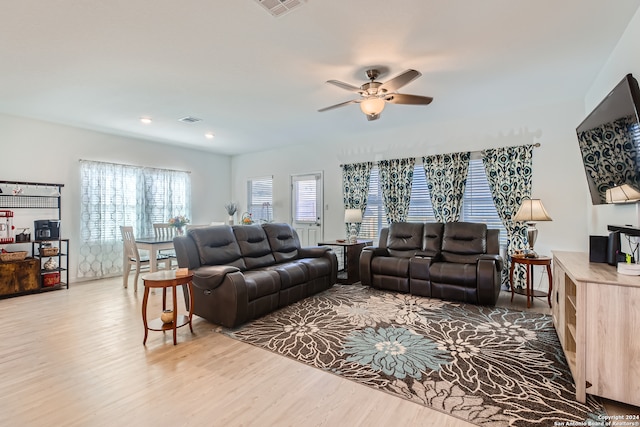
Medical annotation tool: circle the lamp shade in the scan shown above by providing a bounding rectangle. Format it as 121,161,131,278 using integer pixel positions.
344,208,362,223
513,199,552,222
605,184,640,203
359,98,385,116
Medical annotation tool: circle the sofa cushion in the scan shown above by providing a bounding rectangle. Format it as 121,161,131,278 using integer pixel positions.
430,262,477,288
371,256,410,277
189,225,246,270
441,222,487,263
266,261,309,290
263,223,300,263
233,224,276,269
423,222,444,256
242,269,281,301
298,257,333,280
386,222,424,258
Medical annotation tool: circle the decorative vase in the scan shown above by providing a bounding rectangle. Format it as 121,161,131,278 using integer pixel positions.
176,227,184,235
228,216,234,225
160,310,174,323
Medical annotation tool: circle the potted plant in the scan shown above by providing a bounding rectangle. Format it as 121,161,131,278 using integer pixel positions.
224,202,238,225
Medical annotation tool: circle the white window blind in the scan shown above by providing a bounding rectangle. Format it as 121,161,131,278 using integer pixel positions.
247,176,273,222
360,167,385,240
407,165,437,223
293,174,319,223
461,159,508,247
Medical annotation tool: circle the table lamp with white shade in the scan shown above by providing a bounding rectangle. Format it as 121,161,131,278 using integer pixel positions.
605,184,640,203
344,209,362,243
513,199,552,256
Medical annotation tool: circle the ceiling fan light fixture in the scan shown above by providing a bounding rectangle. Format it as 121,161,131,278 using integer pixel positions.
360,97,385,117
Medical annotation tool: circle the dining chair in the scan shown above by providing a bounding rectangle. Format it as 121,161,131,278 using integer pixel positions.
120,226,170,292
152,223,178,266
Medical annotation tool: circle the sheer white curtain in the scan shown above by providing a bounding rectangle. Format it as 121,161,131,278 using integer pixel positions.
78,160,191,279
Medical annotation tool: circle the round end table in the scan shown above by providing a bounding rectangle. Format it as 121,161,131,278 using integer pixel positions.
141,270,194,345
509,255,553,308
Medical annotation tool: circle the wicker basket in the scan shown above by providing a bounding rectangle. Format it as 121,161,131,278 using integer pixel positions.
41,247,59,256
0,251,28,262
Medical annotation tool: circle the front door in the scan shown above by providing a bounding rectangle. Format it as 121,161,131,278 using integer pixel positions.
291,172,323,246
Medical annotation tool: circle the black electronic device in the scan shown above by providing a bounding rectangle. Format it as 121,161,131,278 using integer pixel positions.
589,235,609,263
607,230,621,266
34,219,60,240
576,73,640,205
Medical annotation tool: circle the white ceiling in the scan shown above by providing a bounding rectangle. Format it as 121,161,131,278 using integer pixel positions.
1,0,639,156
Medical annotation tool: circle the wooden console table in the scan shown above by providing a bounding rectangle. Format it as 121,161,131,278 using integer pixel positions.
552,251,639,406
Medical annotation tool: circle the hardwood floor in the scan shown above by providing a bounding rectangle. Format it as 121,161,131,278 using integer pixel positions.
0,277,635,426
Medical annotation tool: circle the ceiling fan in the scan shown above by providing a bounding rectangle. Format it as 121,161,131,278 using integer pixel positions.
318,68,433,121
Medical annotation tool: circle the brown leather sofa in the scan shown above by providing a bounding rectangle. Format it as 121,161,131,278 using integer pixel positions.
359,222,503,305
173,223,337,327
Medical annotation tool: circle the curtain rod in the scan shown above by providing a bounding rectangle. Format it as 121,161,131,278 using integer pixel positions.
339,143,541,167
78,159,191,174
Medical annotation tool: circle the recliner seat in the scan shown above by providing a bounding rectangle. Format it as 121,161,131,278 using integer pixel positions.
360,221,503,305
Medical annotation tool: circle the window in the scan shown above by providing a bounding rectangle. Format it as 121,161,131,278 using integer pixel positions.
78,160,190,279
247,176,273,222
292,174,320,223
360,157,507,246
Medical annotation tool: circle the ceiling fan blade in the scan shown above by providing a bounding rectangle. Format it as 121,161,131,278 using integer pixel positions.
326,80,364,93
385,93,433,105
318,99,359,112
379,69,422,92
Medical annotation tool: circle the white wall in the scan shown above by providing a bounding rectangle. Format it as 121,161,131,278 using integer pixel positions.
584,7,640,240
231,98,590,260
0,113,232,282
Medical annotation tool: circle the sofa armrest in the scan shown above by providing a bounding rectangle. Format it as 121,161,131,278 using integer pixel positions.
477,256,502,305
191,265,241,291
479,254,503,271
298,246,331,258
362,246,389,257
173,235,202,269
359,247,388,287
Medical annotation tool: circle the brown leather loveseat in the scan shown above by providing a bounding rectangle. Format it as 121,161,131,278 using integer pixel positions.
359,222,503,305
173,223,337,327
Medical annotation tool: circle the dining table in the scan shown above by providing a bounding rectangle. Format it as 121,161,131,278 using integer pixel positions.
134,236,175,273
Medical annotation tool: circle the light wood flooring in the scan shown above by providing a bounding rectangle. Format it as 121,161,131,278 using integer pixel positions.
0,277,636,427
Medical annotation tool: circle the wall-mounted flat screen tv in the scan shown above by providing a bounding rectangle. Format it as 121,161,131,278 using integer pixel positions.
576,73,640,205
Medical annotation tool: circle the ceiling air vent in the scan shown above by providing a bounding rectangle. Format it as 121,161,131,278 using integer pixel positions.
178,116,202,124
254,0,305,17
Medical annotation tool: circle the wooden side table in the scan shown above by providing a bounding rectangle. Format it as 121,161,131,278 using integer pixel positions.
509,255,552,308
317,239,373,284
141,270,194,345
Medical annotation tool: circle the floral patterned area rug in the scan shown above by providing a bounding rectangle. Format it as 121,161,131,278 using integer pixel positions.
220,284,605,426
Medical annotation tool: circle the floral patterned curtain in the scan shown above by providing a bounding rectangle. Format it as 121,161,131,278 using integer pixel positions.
342,162,373,235
422,152,470,222
482,145,533,288
378,158,416,223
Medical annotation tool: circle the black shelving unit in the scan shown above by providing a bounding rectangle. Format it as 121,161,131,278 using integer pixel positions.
32,239,69,290
0,180,67,296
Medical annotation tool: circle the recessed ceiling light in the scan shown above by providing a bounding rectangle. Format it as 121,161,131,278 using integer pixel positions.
140,117,152,124
205,132,215,139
